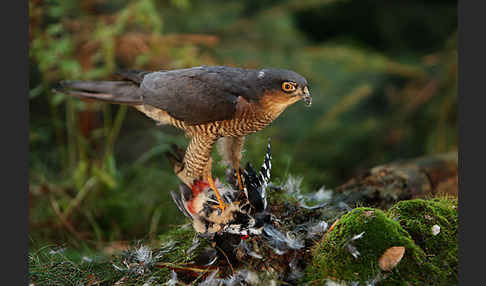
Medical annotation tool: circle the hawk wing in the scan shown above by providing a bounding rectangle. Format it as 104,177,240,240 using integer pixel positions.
140,66,258,125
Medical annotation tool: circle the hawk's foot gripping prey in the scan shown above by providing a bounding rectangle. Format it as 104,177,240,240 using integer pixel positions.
56,66,311,211
170,139,273,236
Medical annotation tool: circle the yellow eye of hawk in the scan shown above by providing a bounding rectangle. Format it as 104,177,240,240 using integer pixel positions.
282,82,296,92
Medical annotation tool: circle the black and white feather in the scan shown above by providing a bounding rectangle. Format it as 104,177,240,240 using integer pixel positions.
243,139,272,213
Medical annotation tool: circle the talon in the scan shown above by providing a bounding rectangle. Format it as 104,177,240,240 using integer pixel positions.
207,175,227,210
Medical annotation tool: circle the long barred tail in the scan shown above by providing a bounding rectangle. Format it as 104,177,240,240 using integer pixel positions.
54,70,150,105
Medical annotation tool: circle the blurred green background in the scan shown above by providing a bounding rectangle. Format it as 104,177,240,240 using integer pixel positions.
29,0,457,250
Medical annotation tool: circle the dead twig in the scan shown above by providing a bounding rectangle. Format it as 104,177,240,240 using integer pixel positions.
215,245,235,276
155,262,212,274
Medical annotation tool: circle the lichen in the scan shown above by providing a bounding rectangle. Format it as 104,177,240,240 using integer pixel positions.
303,206,446,285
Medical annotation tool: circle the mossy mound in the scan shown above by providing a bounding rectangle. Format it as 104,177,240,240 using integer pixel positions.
387,198,458,284
304,205,452,285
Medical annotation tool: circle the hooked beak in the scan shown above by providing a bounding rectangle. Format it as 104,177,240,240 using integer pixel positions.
301,86,312,107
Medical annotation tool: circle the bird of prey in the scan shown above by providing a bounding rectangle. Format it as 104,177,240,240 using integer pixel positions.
57,65,311,211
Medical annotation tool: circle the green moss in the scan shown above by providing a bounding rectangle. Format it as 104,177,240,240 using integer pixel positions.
387,198,458,284
304,207,442,285
158,224,195,245
29,245,125,285
29,226,201,286
157,224,199,263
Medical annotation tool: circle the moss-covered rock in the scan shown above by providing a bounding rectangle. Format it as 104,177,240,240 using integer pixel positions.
387,198,458,284
304,206,450,285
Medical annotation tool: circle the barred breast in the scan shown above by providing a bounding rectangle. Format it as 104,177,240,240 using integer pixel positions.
169,110,274,138
137,93,286,139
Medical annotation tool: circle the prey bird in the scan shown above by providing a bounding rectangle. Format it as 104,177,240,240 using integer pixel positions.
170,139,273,236
57,66,311,211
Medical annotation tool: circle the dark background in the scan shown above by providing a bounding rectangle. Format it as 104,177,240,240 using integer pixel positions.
29,0,457,251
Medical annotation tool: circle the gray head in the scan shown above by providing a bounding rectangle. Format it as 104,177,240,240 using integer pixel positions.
254,68,312,106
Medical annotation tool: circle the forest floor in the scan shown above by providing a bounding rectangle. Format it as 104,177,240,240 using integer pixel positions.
29,152,458,285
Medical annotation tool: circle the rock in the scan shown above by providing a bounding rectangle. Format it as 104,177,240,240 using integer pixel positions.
333,152,458,209
378,246,405,271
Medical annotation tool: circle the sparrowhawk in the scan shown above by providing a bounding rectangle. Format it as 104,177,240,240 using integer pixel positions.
58,65,311,210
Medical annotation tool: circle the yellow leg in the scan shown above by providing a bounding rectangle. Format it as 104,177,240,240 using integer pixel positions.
235,167,244,191
207,175,227,210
